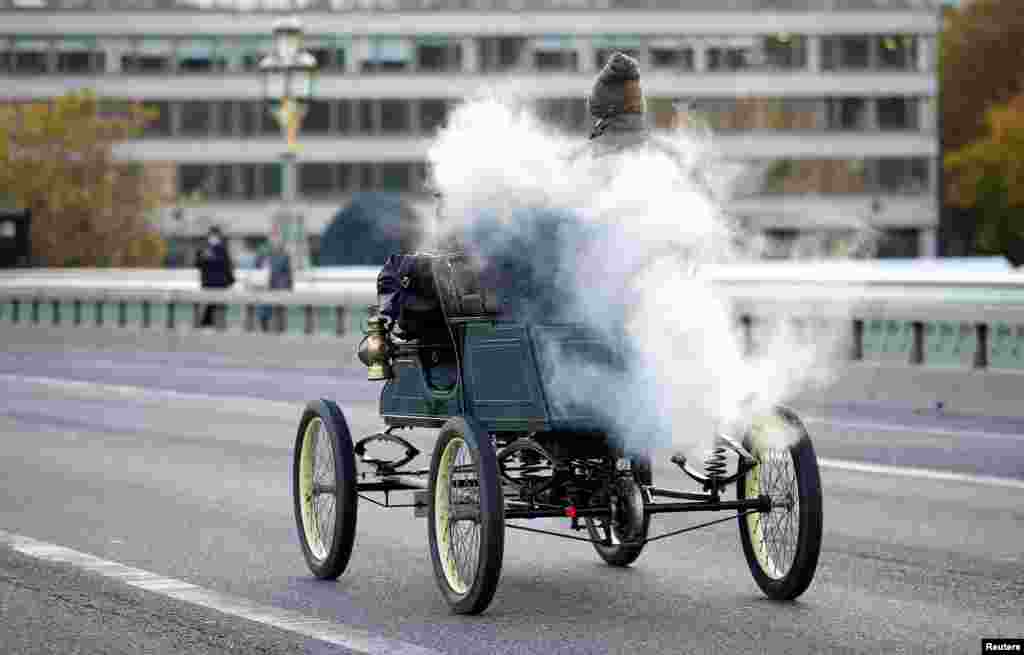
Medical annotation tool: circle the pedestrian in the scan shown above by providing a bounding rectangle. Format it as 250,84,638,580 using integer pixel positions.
195,225,235,328
256,233,293,333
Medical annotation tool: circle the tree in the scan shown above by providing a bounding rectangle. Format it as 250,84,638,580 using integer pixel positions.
0,91,168,267
942,0,1024,153
945,94,1024,265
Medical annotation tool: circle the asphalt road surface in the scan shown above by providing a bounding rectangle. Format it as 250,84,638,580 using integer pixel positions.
1,342,1022,654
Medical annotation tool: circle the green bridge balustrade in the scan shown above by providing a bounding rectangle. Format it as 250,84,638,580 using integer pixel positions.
2,265,1024,372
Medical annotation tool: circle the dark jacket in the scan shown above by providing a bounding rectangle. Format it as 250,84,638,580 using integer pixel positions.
196,240,235,289
588,113,649,154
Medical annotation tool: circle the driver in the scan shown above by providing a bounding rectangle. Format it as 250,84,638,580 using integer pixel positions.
586,51,649,155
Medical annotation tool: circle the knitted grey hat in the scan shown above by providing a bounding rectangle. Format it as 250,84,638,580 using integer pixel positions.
588,51,644,120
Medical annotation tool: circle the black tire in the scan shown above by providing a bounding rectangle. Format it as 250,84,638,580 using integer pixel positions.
427,417,505,615
292,400,358,580
737,406,823,600
585,474,650,567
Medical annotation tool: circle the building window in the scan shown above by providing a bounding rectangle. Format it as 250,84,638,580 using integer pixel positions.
260,103,279,135
534,49,577,73
874,157,929,193
761,159,868,194
8,39,50,75
361,37,411,73
177,39,225,74
358,100,376,133
143,100,171,137
356,163,376,190
649,44,693,71
877,97,918,130
419,99,448,133
380,100,410,133
180,101,212,136
237,38,272,72
178,164,212,197
303,100,331,134
826,97,868,130
261,163,282,198
762,228,799,260
477,37,526,72
238,101,259,137
299,163,335,196
213,163,234,197
122,39,173,74
336,100,352,134
416,38,462,72
707,46,751,72
823,35,870,70
378,163,412,191
532,36,577,73
877,35,916,71
56,39,103,74
761,35,806,70
336,163,354,191
876,228,919,258
239,164,258,198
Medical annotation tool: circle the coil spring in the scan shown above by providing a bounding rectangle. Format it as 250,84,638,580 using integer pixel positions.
704,446,728,479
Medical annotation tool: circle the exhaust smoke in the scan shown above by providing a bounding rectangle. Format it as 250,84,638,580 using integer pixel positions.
426,97,859,458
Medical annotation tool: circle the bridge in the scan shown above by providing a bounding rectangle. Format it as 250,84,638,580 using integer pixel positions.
1,263,1021,653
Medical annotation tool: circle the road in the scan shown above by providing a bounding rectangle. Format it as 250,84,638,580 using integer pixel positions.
1,342,1022,654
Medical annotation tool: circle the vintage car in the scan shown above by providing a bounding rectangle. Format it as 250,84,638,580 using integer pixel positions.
291,252,823,615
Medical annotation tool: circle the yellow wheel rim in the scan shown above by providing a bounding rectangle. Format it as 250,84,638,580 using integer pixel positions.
434,437,480,595
299,417,336,563
745,416,800,580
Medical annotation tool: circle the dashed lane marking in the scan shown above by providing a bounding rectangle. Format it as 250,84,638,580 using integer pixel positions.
0,531,442,655
803,414,1024,442
818,458,1024,490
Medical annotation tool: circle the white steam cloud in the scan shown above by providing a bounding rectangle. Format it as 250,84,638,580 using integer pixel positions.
426,96,853,459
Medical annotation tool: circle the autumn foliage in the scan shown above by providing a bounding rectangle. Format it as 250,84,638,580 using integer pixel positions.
0,91,169,267
945,94,1024,256
941,0,1024,153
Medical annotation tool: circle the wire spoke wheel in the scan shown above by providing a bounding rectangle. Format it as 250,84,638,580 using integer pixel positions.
428,418,504,615
737,406,822,601
585,474,649,567
292,400,358,580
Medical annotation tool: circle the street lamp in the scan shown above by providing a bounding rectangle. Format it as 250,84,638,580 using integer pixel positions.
260,16,318,271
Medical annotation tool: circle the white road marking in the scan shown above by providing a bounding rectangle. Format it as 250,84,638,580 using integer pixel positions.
0,530,441,655
818,458,1024,490
803,414,1024,443
0,373,299,417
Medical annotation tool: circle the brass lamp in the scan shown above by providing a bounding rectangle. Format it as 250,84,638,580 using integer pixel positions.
358,310,393,381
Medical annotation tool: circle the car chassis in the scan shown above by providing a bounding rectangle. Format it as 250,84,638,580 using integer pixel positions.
292,253,822,615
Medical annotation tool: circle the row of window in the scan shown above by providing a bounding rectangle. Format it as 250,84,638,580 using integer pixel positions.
177,161,430,197
139,95,927,138
0,33,925,75
176,157,932,200
763,227,922,259
147,98,451,137
756,157,930,195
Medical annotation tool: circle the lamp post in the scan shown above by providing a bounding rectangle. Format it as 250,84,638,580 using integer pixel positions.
260,16,317,271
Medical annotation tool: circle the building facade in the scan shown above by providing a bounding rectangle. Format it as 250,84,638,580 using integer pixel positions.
0,0,941,264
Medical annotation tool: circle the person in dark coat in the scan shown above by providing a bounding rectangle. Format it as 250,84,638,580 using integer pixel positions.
586,51,649,155
195,226,235,328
